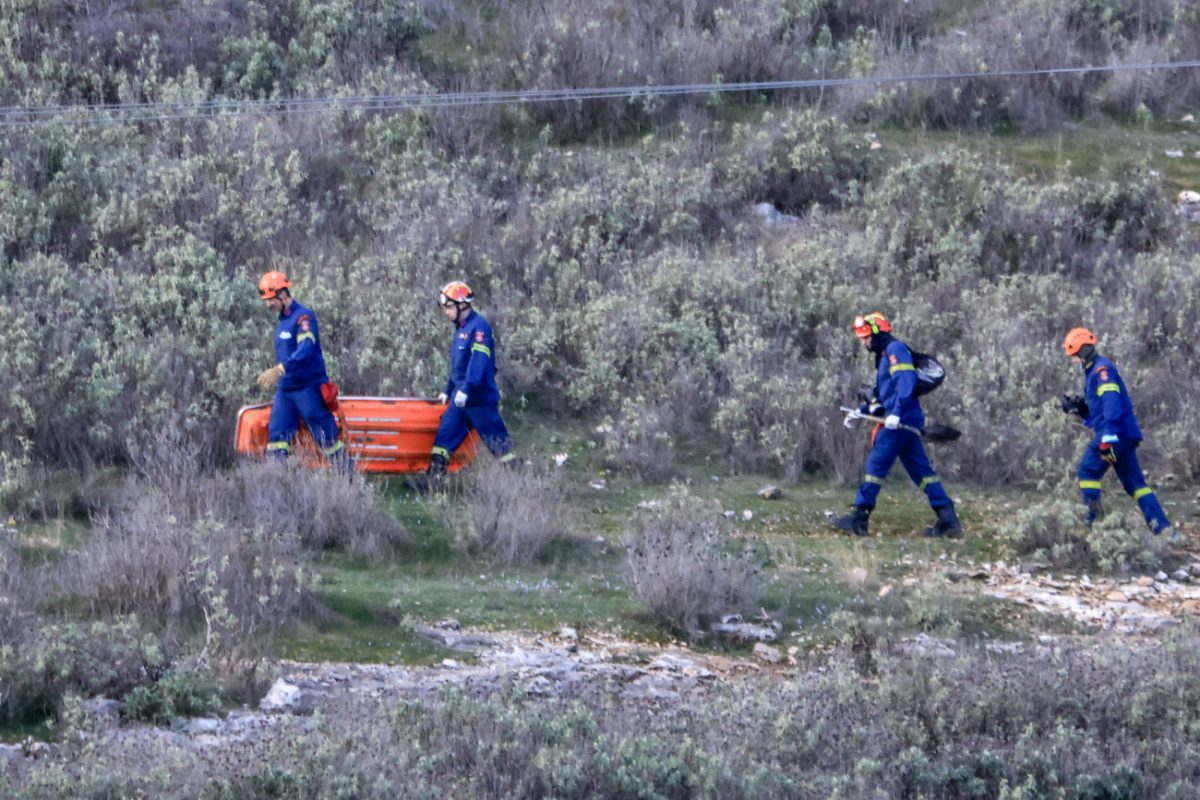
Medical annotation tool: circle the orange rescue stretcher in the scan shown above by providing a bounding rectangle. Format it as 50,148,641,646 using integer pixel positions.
234,396,479,474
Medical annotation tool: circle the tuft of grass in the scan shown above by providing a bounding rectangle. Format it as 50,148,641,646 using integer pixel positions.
623,486,762,639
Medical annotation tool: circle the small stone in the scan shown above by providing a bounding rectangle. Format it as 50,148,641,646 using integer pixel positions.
1137,576,1155,588
742,510,754,521
1106,591,1128,603
753,643,783,664
758,485,782,500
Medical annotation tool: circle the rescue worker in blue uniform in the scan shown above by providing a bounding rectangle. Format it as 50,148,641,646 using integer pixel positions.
256,271,349,470
832,313,962,538
1060,327,1176,541
412,281,514,488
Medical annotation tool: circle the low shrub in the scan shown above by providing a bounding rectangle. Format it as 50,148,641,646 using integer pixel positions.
65,496,312,662
623,487,761,638
0,617,166,726
601,397,677,483
120,666,221,724
8,637,1200,798
233,461,411,557
999,495,1168,575
434,455,572,566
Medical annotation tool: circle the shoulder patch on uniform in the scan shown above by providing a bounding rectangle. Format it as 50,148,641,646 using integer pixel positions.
1098,368,1109,381
888,354,898,365
475,330,485,342
297,315,312,332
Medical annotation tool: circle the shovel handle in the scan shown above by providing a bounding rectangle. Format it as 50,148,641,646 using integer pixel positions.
839,406,925,437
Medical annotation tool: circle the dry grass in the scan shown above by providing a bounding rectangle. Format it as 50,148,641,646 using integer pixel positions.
623,487,761,638
434,455,573,565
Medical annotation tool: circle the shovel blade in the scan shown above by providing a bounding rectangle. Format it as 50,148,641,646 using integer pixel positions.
921,424,961,443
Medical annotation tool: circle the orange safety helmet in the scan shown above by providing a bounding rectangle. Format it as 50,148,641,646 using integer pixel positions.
258,270,292,300
853,312,891,339
1062,327,1097,356
439,281,474,307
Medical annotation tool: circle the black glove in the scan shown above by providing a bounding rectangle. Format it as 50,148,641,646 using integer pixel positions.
1059,394,1088,418
857,390,883,418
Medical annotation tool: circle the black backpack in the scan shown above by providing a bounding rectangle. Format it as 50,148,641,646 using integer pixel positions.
911,351,946,397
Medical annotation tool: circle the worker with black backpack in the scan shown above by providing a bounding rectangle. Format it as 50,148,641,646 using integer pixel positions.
832,312,963,538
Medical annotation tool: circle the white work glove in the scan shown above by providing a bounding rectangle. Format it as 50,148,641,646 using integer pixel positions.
884,414,901,430
437,392,449,405
843,410,863,429
453,390,468,408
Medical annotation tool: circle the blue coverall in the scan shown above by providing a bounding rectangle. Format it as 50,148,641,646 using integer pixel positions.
430,310,514,462
1076,356,1170,532
266,301,345,462
853,334,953,511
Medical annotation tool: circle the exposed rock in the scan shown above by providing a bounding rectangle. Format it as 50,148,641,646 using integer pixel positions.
899,634,956,659
753,643,783,664
752,202,799,226
81,697,121,723
174,717,222,736
757,485,782,500
0,743,22,764
259,679,319,715
1176,190,1200,221
711,622,778,643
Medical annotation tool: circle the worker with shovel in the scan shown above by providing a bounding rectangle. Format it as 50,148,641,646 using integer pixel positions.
409,281,515,491
1060,327,1177,541
255,270,349,471
832,313,962,538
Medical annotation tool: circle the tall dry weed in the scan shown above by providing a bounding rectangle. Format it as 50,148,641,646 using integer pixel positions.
623,487,761,638
434,455,573,565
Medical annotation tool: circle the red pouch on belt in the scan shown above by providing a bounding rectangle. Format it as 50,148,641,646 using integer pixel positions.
321,381,340,413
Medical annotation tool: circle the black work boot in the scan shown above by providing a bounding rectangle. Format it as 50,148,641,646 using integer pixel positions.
832,506,871,537
923,504,963,538
406,453,449,493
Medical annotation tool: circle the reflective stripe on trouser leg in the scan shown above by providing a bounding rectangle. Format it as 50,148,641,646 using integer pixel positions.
267,387,300,461
854,428,908,508
431,405,472,459
898,437,952,509
1077,442,1111,525
1109,442,1171,533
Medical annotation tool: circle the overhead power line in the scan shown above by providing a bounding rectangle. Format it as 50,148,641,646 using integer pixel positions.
1,59,1199,128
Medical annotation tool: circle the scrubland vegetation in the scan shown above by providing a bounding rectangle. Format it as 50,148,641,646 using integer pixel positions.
3,0,1200,795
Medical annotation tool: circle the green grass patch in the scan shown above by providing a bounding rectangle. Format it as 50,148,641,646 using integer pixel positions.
883,115,1200,200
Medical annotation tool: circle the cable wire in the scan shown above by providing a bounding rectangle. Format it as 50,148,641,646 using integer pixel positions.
1,59,1198,128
